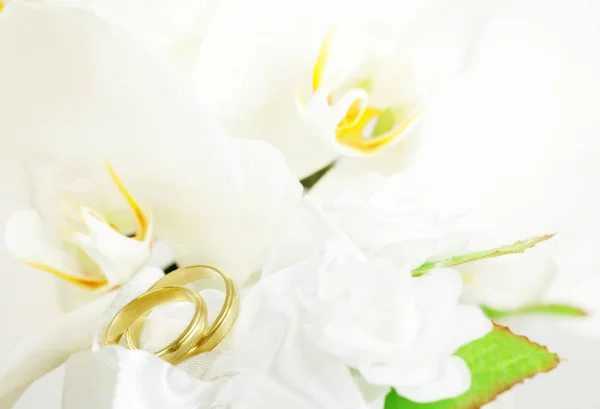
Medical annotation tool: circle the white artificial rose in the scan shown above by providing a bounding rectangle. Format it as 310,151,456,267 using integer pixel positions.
283,208,491,402
306,257,482,402
264,175,491,403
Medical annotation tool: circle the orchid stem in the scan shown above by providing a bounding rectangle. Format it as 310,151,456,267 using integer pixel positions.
300,160,337,191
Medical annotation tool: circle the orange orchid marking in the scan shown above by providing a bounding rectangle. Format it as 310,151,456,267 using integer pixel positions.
20,260,108,290
19,163,151,290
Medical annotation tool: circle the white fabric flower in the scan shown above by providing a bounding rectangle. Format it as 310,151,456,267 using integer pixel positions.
265,175,491,402
273,204,490,402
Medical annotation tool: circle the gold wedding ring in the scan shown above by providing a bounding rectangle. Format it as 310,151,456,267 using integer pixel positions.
104,286,207,364
103,265,239,365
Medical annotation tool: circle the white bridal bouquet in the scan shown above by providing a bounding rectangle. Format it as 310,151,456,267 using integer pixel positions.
3,0,600,408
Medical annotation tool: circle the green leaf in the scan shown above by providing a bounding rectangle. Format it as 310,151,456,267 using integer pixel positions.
384,324,560,409
482,303,587,320
412,234,555,277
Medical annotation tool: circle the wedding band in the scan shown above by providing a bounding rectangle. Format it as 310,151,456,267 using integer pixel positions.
126,265,239,363
104,286,208,364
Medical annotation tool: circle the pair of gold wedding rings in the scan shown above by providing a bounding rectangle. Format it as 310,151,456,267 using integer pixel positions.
103,265,239,365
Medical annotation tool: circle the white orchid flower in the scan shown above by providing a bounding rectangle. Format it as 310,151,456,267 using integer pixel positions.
0,0,301,283
0,1,300,406
264,181,490,403
299,233,491,402
294,25,422,157
190,0,501,177
39,0,220,76
5,162,153,300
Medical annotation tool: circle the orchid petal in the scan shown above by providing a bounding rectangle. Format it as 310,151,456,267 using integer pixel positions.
5,208,108,290
66,206,152,286
40,0,220,70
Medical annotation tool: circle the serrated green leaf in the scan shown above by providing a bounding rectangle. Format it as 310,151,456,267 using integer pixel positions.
384,324,560,409
412,234,555,277
482,303,587,320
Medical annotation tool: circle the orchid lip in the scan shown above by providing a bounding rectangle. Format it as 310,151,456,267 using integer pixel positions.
301,29,423,154
8,163,153,290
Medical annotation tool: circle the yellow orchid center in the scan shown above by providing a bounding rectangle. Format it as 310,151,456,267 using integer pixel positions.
0,2,4,13
308,31,420,153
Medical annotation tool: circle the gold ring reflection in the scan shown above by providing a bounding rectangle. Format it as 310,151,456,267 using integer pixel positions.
104,286,207,364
